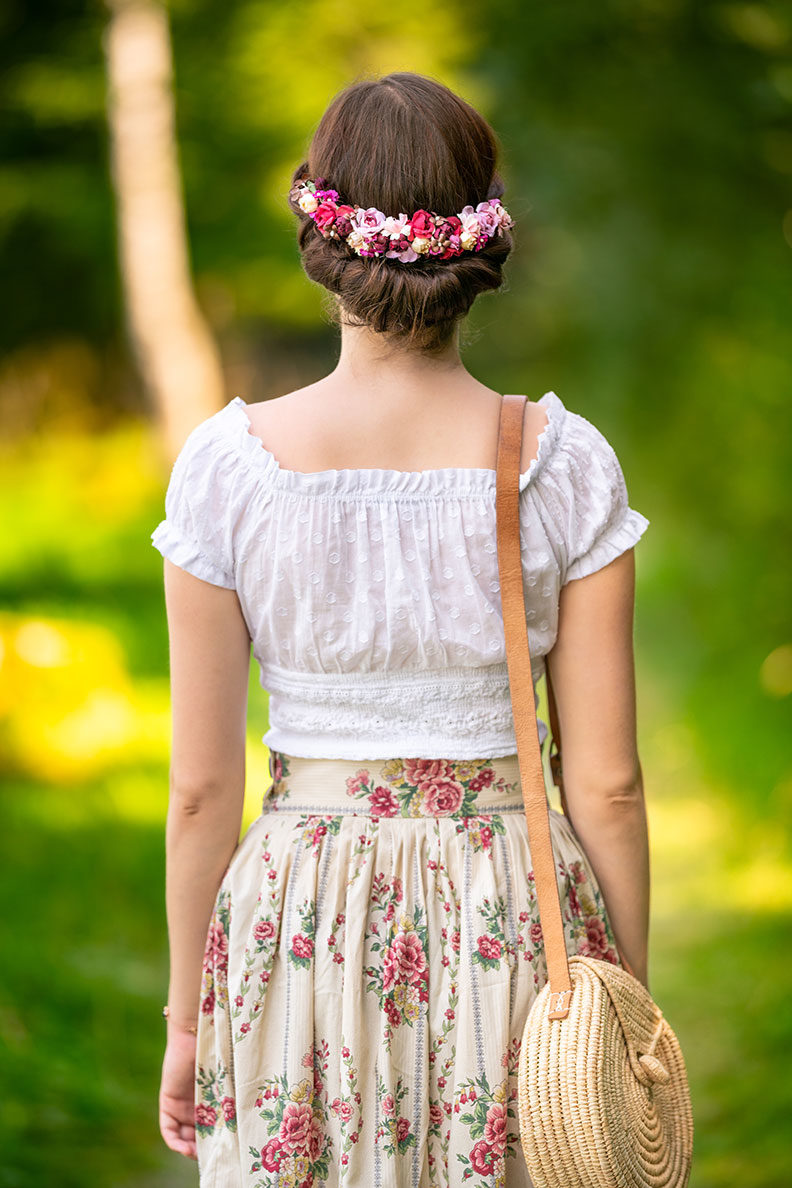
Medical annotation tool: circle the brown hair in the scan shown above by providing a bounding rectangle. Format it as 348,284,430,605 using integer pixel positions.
288,72,513,353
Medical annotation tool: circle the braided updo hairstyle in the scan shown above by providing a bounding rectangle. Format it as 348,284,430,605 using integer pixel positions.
288,72,513,354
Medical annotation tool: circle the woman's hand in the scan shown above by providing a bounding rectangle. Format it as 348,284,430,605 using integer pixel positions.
159,1024,198,1160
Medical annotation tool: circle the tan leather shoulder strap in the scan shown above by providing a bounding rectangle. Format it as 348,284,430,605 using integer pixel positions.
496,394,573,1019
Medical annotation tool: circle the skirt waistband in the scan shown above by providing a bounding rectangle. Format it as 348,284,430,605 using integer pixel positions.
265,750,535,818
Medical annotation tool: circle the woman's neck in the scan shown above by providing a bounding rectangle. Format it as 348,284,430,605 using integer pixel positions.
326,320,484,409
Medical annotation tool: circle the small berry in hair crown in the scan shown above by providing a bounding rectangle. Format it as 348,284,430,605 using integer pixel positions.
290,178,514,263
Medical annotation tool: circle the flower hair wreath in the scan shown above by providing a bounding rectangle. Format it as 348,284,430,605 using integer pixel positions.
290,177,514,263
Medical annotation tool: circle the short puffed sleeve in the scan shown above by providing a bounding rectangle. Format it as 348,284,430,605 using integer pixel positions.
559,411,650,584
150,416,238,588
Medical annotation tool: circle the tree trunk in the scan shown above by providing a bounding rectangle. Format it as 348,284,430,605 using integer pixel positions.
103,0,225,462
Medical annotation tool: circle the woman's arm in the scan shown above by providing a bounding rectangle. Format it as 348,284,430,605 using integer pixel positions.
546,548,651,990
159,558,251,1157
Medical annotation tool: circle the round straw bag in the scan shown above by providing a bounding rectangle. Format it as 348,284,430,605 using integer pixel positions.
495,394,693,1188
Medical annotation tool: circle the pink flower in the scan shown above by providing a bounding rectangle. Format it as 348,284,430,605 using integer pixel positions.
477,934,502,960
530,920,543,947
396,1116,411,1142
332,1098,354,1123
221,1096,236,1123
278,1101,315,1154
195,1103,217,1128
382,1093,396,1117
306,1113,324,1162
369,785,398,816
470,1139,495,1174
204,921,228,971
429,1103,444,1127
353,206,387,234
341,1045,350,1058
403,758,452,785
254,919,276,944
260,1137,284,1171
346,770,370,795
392,876,403,902
291,933,314,960
579,916,617,962
450,929,461,952
382,930,426,991
474,205,499,237
422,778,465,815
483,1101,507,1155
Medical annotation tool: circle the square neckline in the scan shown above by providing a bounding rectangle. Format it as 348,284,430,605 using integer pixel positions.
225,393,563,489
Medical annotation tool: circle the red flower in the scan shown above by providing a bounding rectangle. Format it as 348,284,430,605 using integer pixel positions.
260,1137,284,1171
530,920,543,947
369,785,398,816
396,1116,411,1142
291,933,314,960
341,1045,350,1059
313,200,338,233
384,998,401,1027
470,1139,495,1174
409,209,435,239
429,1103,444,1127
221,1096,236,1123
477,934,502,960
201,989,215,1015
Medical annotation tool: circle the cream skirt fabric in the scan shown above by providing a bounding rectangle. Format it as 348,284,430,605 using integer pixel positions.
194,750,622,1187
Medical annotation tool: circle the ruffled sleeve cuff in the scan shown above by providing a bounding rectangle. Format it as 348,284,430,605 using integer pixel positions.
564,506,650,583
150,519,236,588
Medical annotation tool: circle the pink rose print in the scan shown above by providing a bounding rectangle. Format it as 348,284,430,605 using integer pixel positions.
422,778,465,815
195,1103,217,1128
331,1098,354,1123
396,1116,411,1143
450,929,461,952
204,921,228,972
382,930,426,991
483,1101,507,1156
530,920,543,947
382,1093,396,1118
253,919,276,944
429,1103,444,1127
260,1137,284,1171
278,1101,315,1154
291,933,314,960
345,770,370,796
220,1096,236,1124
403,758,451,784
477,935,502,960
470,1139,495,1175
306,1113,324,1162
369,785,398,816
579,915,618,962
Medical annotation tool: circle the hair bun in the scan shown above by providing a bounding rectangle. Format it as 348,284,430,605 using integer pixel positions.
289,73,513,352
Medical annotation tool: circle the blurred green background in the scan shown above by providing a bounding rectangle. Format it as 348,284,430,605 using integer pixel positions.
1,1,790,1185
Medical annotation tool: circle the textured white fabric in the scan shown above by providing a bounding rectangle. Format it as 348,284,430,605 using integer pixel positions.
151,392,649,759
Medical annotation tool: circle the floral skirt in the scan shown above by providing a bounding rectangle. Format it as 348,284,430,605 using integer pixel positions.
195,750,621,1187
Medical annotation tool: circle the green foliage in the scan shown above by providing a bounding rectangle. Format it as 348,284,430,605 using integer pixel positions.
1,1,790,1184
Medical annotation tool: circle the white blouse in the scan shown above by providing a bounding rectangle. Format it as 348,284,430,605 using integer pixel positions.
151,392,649,760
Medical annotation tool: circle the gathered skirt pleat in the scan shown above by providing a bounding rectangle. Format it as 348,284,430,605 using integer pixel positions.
194,750,622,1188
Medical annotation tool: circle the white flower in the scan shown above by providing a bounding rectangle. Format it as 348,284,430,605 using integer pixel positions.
411,236,431,254
347,229,367,254
298,192,319,214
459,229,478,250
